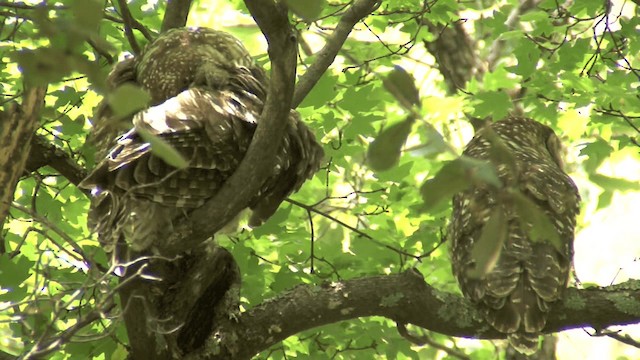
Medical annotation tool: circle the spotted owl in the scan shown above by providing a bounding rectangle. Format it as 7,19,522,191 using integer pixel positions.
80,27,324,252
449,117,580,354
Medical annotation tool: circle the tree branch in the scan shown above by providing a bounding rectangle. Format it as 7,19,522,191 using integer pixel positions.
191,271,640,359
292,0,382,108
0,85,46,228
116,0,141,54
25,134,88,191
161,0,193,32
486,0,542,71
163,0,297,255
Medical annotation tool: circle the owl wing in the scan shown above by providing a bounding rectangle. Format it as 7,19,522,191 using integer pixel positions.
81,86,260,208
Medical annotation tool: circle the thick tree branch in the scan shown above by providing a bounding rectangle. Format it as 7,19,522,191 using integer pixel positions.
116,0,141,54
163,0,297,254
25,135,88,190
0,85,46,228
292,0,382,108
192,271,640,359
161,0,193,32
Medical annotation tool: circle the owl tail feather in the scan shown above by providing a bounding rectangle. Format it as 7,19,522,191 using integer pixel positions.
508,332,540,355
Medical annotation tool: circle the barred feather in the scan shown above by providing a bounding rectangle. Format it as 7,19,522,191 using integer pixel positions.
450,117,580,354
81,27,324,252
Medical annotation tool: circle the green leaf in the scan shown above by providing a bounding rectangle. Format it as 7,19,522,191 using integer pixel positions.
482,125,518,172
471,158,503,188
579,138,614,173
137,128,189,169
420,156,501,212
472,91,512,119
383,65,420,110
420,160,469,211
510,190,562,251
467,207,507,278
373,161,413,182
0,255,33,288
590,174,640,192
0,255,32,302
341,83,383,113
511,41,541,77
107,84,151,119
299,72,338,109
367,116,415,171
285,0,326,21
71,0,103,31
252,204,293,237
482,65,520,91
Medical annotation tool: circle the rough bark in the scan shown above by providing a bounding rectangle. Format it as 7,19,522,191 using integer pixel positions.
0,86,46,229
182,271,640,359
161,0,193,32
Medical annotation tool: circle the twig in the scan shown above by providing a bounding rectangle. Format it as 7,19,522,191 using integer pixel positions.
115,0,141,54
397,323,471,360
605,331,640,349
103,13,155,41
25,134,89,191
292,0,382,108
286,198,421,260
486,0,543,70
10,202,98,270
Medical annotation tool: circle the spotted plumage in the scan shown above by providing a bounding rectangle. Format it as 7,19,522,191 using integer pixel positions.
449,117,580,354
81,27,324,252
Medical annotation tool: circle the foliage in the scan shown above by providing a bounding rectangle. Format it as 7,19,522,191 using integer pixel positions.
1,0,639,359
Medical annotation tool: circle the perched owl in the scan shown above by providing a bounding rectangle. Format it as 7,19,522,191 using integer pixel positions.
449,117,580,354
81,27,324,252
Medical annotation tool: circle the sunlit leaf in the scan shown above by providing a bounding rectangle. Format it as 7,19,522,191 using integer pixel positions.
299,72,338,109
473,91,512,119
579,138,614,173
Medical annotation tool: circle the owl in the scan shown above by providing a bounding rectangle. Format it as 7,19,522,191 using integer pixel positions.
449,117,580,354
80,27,324,252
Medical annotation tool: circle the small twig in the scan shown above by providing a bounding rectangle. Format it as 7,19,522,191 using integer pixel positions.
397,323,471,360
115,0,141,54
286,198,421,260
486,0,543,70
103,14,155,41
605,331,640,349
292,0,382,107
